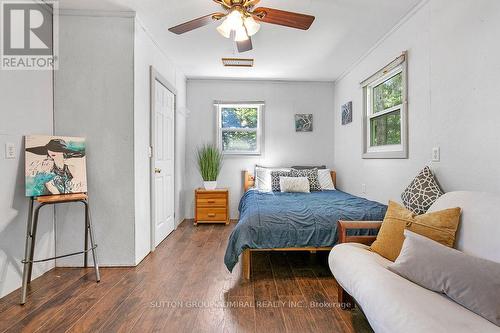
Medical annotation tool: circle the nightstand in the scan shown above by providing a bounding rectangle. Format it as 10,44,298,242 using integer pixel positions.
194,188,229,225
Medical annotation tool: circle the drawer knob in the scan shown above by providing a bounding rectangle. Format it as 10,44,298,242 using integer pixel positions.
208,213,216,217
207,200,216,204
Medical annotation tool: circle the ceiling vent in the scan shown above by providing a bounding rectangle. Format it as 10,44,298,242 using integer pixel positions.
222,58,254,67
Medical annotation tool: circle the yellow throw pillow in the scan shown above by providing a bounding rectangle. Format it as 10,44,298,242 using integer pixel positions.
370,201,461,261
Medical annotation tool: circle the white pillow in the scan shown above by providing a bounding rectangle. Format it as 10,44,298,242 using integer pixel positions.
389,230,500,326
318,169,335,190
280,177,310,193
255,166,290,192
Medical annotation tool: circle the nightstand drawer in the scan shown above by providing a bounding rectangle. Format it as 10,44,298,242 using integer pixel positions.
197,208,227,221
197,197,227,207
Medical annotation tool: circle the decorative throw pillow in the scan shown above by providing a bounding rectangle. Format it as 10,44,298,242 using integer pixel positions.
279,177,310,193
389,230,500,326
401,166,444,214
370,201,461,261
270,170,291,192
317,169,335,190
290,168,321,191
255,166,290,192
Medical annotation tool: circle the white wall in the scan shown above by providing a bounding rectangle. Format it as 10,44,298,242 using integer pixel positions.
133,19,187,264
55,12,187,266
54,13,136,266
0,10,187,296
185,80,335,218
0,71,55,298
333,0,500,204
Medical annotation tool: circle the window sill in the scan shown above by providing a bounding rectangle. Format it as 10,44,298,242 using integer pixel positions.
362,150,408,159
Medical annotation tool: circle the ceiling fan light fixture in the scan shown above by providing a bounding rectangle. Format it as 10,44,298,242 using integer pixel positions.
216,20,232,38
234,25,249,42
226,9,243,24
217,9,245,39
243,16,260,36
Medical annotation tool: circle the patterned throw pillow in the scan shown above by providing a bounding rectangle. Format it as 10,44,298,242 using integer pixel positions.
290,168,321,191
401,166,444,215
317,169,335,190
270,170,291,192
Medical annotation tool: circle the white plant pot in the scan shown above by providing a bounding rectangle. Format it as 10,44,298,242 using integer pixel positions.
203,181,217,190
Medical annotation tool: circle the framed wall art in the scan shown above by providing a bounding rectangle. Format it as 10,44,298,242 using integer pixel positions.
295,114,313,132
342,101,353,125
25,135,87,197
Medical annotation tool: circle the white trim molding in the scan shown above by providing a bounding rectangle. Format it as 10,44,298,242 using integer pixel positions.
335,0,429,83
362,52,408,159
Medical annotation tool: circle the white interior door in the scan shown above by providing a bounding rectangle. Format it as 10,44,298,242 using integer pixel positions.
152,78,175,248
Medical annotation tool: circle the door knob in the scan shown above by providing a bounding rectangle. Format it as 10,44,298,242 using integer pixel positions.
155,168,161,174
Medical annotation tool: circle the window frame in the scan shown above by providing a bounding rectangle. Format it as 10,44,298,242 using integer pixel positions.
215,102,264,156
362,53,408,159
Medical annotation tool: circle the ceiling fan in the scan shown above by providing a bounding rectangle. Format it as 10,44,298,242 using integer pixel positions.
168,0,315,53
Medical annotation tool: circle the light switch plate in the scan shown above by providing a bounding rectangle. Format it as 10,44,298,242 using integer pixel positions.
432,147,440,162
5,143,15,159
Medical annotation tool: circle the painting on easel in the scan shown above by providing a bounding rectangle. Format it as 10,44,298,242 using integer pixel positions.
25,135,87,197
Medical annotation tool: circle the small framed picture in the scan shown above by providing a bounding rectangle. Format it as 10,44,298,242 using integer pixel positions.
341,101,352,125
295,114,313,132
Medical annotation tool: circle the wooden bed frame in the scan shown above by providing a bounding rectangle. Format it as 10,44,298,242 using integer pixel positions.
240,169,337,279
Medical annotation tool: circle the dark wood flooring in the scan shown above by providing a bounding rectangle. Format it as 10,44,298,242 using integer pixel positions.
0,220,372,333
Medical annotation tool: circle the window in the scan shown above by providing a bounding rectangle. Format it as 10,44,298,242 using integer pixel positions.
215,102,263,155
362,53,408,159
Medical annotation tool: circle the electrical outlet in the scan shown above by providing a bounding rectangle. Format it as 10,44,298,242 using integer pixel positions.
432,147,440,162
361,184,366,194
5,143,15,159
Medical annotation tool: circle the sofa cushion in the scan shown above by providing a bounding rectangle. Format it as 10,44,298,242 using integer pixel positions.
389,230,500,326
370,201,461,261
401,166,444,214
329,243,500,333
428,191,500,264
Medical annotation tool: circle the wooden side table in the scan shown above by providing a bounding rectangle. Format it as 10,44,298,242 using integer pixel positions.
194,188,229,225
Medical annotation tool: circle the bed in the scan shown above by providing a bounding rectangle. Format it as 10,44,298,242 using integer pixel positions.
224,170,387,278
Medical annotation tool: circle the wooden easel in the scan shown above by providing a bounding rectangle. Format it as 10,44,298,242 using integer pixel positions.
20,193,100,305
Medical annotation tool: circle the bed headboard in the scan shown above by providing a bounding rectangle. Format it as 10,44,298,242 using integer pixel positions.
243,170,337,192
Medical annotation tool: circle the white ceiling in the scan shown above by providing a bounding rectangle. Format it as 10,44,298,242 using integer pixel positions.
59,0,422,81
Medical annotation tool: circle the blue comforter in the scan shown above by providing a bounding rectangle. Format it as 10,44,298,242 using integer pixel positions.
224,190,387,271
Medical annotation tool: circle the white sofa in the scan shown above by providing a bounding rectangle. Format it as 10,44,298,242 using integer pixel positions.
329,191,500,333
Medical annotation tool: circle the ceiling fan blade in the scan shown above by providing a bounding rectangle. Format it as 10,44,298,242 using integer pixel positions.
168,13,223,35
252,7,315,30
237,37,253,53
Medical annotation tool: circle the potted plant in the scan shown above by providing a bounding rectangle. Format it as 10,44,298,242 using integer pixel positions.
196,144,223,190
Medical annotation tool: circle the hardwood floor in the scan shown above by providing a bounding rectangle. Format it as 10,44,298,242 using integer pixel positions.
0,220,373,333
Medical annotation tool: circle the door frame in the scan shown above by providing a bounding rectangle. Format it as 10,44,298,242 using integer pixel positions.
150,66,177,252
